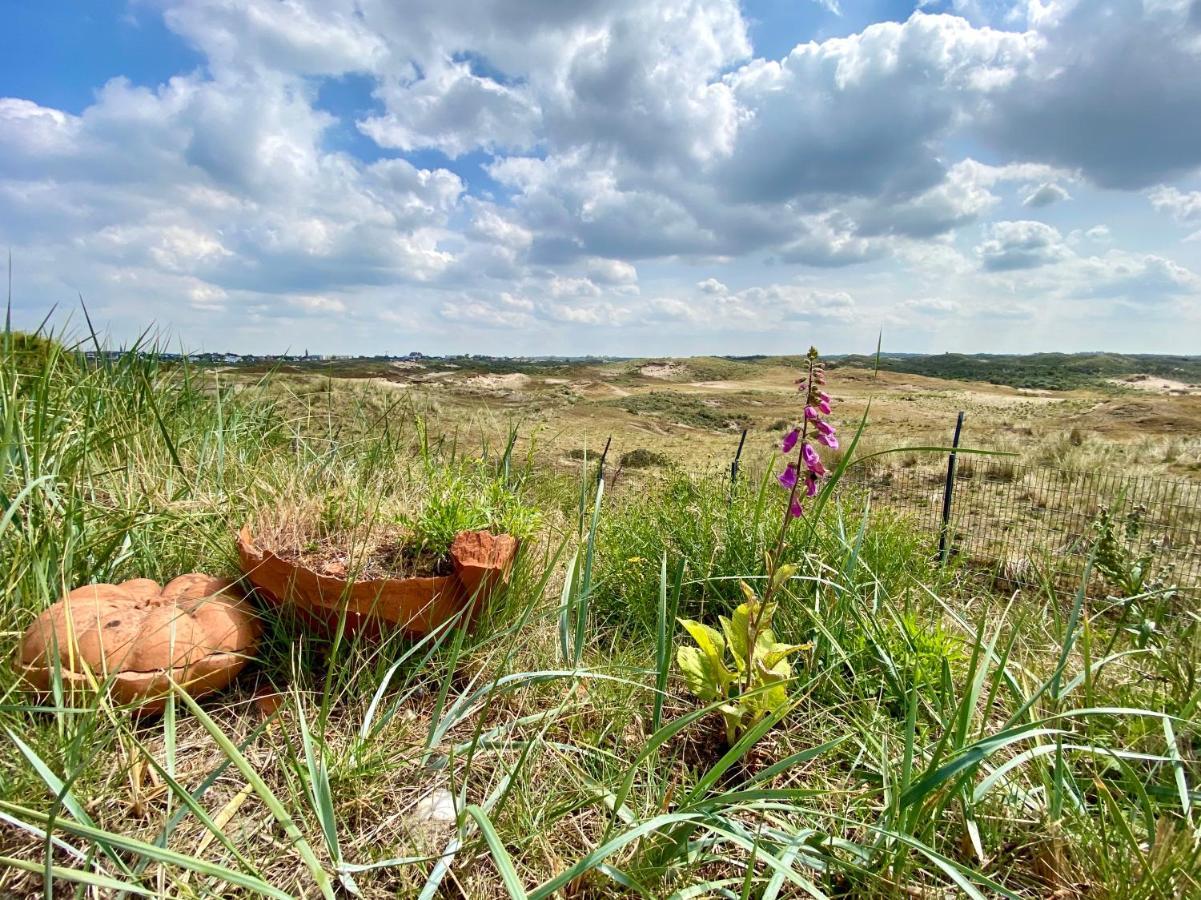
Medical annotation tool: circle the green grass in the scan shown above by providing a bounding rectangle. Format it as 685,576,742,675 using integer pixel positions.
1,331,1199,897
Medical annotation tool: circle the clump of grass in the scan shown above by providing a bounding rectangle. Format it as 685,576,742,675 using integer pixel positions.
406,458,541,557
590,466,950,637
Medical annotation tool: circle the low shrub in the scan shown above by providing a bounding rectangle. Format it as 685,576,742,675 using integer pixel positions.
618,448,669,469
613,391,752,430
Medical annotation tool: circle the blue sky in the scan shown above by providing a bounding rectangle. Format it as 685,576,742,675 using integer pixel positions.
1,0,1199,355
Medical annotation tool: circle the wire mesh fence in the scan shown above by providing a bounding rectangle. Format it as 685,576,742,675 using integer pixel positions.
836,456,1201,594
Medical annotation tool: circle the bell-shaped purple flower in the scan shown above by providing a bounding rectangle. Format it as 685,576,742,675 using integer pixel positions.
801,443,826,476
814,420,837,448
806,472,819,497
818,398,832,415
778,463,798,490
781,427,800,453
789,497,804,518
804,405,820,421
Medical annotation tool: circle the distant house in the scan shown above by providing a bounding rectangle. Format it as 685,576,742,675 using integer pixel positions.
407,351,424,360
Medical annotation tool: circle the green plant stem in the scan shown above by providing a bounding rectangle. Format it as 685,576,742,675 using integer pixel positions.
744,352,817,696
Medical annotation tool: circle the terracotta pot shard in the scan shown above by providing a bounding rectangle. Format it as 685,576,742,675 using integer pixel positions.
236,527,518,638
16,575,260,713
451,530,520,604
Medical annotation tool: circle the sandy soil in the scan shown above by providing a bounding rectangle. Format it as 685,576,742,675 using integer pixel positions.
641,362,687,379
1109,375,1201,395
690,380,752,391
573,381,630,398
944,389,1068,408
465,373,531,390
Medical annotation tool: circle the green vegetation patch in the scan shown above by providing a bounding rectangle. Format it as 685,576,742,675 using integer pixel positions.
618,448,669,468
830,351,1201,391
610,390,755,430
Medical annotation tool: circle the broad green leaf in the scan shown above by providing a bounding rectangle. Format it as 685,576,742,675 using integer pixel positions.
676,647,725,701
720,704,745,744
722,603,754,672
678,618,725,665
761,639,811,670
770,563,799,590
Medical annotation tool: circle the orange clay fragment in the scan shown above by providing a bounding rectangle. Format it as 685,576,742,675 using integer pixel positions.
237,527,518,638
16,575,260,712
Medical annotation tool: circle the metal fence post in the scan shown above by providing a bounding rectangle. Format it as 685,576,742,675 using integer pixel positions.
938,411,965,564
730,428,748,487
596,435,612,489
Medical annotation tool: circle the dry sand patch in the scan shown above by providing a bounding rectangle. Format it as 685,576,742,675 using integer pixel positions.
947,390,1067,408
1109,375,1201,395
640,362,687,379
465,373,531,390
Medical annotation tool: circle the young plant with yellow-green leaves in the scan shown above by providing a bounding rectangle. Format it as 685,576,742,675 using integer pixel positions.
675,348,834,743
676,573,809,744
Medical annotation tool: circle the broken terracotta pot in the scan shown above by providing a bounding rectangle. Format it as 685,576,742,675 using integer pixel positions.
450,530,520,604
236,527,518,638
17,575,260,713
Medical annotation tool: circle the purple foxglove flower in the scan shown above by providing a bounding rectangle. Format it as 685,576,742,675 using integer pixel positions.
801,442,821,470
804,406,820,421
789,497,804,518
781,428,800,453
815,420,835,436
818,391,830,403
818,398,832,415
816,431,840,450
806,472,819,497
778,463,798,489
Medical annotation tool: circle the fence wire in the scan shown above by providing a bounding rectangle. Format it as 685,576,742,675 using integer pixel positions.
837,458,1201,594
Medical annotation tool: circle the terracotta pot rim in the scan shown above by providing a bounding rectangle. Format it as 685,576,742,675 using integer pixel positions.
236,526,517,590
236,525,519,637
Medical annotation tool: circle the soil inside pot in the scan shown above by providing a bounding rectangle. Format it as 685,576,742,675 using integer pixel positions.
276,533,455,580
